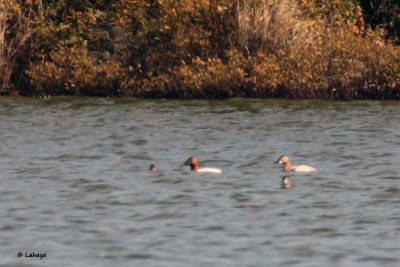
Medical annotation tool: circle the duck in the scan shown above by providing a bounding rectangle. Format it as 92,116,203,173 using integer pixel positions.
149,164,158,172
182,157,222,173
274,155,316,172
281,176,292,189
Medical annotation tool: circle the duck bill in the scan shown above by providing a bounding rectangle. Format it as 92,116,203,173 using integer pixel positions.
274,160,282,164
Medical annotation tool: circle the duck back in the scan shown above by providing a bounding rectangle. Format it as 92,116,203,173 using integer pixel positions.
292,165,316,172
197,167,222,174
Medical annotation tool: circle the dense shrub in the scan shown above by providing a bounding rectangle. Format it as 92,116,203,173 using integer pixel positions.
0,0,31,94
27,46,127,96
1,0,400,99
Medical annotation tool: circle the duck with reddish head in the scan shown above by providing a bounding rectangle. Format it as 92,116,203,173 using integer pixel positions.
182,157,222,174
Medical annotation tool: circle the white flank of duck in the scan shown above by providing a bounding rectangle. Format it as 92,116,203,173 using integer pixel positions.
197,167,222,174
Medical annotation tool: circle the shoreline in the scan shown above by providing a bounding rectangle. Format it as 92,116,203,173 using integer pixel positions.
1,89,400,101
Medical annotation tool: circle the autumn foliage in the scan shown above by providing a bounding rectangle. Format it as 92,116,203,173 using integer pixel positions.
1,0,400,99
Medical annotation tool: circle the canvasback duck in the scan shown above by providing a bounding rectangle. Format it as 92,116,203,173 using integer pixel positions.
182,157,222,174
149,164,158,172
281,176,292,189
274,155,316,172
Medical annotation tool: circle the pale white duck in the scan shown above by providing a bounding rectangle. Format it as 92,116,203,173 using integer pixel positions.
274,155,316,172
183,157,222,174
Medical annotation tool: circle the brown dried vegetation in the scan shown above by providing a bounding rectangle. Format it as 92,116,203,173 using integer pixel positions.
1,0,400,99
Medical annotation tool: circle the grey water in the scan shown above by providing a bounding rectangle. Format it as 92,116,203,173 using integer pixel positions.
0,97,399,266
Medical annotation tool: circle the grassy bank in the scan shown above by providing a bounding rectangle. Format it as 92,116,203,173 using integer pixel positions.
1,0,400,99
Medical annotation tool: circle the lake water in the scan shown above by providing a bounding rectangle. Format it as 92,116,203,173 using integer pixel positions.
0,97,399,266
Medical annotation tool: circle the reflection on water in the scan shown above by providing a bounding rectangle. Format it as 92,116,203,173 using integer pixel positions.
0,97,399,266
281,177,293,189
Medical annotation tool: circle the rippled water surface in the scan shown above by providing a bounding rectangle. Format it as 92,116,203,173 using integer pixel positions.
1,97,399,266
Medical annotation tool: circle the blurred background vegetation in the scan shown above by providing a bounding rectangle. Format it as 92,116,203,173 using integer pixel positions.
1,0,400,99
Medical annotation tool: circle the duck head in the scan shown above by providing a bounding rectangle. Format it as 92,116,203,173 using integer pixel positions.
274,155,290,164
149,164,158,171
183,157,199,171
